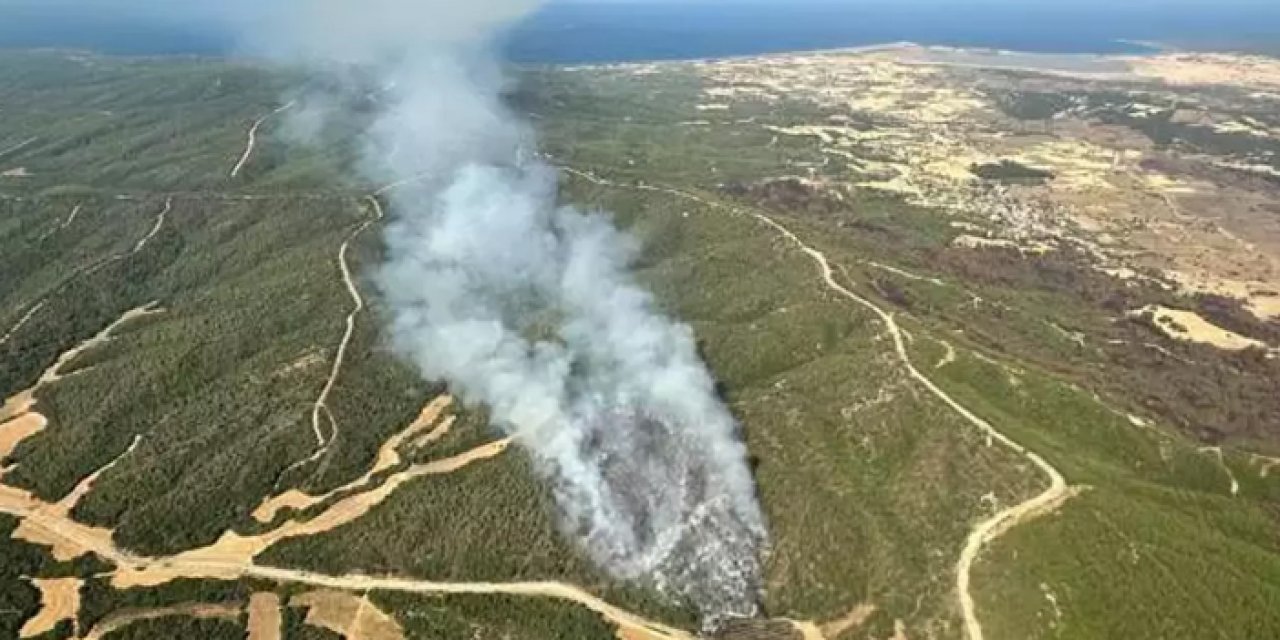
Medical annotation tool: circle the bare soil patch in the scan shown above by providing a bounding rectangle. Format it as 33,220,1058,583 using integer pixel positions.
19,577,81,638
247,592,282,640
292,590,405,640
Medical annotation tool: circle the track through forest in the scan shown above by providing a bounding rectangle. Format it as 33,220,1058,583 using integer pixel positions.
231,102,295,178
561,166,1071,640
2,163,1068,640
279,196,386,481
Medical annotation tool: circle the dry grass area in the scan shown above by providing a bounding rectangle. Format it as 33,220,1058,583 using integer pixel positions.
0,413,47,462
688,45,1280,324
247,592,282,640
1131,304,1274,352
292,590,405,640
0,305,161,562
1128,53,1280,90
19,577,81,638
0,267,673,640
113,436,512,589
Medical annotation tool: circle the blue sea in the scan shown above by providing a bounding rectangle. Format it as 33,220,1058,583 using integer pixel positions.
1,1,1278,61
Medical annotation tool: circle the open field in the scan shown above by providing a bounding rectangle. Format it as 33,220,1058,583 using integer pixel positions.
1,45,1279,640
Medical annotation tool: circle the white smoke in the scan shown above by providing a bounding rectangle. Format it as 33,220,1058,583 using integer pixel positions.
242,0,768,623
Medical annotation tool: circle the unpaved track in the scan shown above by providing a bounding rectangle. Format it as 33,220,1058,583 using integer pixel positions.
2,200,166,349
231,102,295,178
1199,446,1240,496
82,602,242,640
257,395,454,523
291,590,405,640
131,198,170,253
563,167,1070,640
244,568,693,640
0,301,46,348
0,136,38,161
60,203,83,230
0,319,671,636
280,197,386,479
1,436,682,640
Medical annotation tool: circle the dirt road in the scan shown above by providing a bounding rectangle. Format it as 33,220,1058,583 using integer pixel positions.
0,301,47,348
131,198,170,253
0,136,38,161
280,197,387,479
231,102,295,178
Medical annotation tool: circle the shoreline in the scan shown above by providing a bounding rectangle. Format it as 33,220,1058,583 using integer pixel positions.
0,38,1191,69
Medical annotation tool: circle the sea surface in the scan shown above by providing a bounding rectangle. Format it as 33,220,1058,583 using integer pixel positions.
1,1,1279,61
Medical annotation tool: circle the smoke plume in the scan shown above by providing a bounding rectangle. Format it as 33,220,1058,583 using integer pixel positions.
243,0,768,623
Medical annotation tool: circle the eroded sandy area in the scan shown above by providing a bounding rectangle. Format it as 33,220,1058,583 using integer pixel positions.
253,395,455,523
292,590,405,640
683,45,1280,325
20,577,81,638
247,592,282,640
1131,305,1275,353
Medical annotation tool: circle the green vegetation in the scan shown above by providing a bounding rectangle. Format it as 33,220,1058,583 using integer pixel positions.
970,160,1055,184
995,91,1074,120
4,46,1280,640
0,515,44,639
79,579,253,632
100,616,245,640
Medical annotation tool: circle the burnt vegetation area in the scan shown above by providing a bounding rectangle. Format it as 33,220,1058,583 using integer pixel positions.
4,46,1280,640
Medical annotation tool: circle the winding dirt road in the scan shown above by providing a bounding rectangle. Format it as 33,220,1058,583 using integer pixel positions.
0,305,683,639
562,166,1070,640
280,197,387,479
231,102,296,179
1,163,1069,640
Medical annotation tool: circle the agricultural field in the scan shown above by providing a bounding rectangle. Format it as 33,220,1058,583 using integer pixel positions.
2,44,1280,640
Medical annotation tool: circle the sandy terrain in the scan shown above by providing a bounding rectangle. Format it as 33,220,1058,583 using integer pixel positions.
0,199,685,640
19,577,81,638
292,590,405,640
1131,305,1272,352
253,394,455,523
247,592,282,640
688,47,1280,324
114,436,513,589
1128,53,1280,90
1,413,48,464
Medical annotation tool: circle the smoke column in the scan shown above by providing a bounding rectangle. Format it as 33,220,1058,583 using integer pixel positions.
241,0,768,623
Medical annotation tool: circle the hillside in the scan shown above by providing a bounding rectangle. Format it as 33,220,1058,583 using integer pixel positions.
2,46,1280,640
